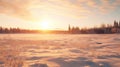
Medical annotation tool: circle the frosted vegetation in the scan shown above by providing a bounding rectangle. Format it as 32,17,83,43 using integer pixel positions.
0,34,120,67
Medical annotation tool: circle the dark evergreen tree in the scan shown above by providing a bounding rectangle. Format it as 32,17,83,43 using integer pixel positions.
0,27,3,33
68,24,71,32
114,20,119,28
119,21,120,28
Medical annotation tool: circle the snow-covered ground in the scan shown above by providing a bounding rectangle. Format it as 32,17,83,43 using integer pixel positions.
0,34,120,67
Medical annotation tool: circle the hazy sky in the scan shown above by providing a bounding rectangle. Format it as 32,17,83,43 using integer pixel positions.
0,0,120,30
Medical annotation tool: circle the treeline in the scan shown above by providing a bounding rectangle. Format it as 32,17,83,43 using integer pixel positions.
0,27,40,33
1,20,120,34
69,20,120,34
0,27,67,34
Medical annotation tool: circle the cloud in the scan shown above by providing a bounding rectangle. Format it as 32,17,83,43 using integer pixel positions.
77,0,120,14
0,0,36,21
32,0,91,19
98,0,118,13
0,0,120,21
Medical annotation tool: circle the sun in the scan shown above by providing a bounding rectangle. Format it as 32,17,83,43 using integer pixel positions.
40,21,50,30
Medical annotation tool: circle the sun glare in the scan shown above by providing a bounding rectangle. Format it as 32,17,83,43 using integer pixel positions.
40,21,50,30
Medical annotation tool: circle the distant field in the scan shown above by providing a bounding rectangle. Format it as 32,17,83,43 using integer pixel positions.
0,34,120,67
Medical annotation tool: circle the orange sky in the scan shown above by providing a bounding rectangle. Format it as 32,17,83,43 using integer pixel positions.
0,0,120,30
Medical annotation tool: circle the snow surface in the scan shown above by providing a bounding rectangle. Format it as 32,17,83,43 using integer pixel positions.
0,34,120,67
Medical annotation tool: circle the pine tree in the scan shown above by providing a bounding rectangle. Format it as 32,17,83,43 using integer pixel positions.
114,20,119,28
119,21,120,28
68,24,71,32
